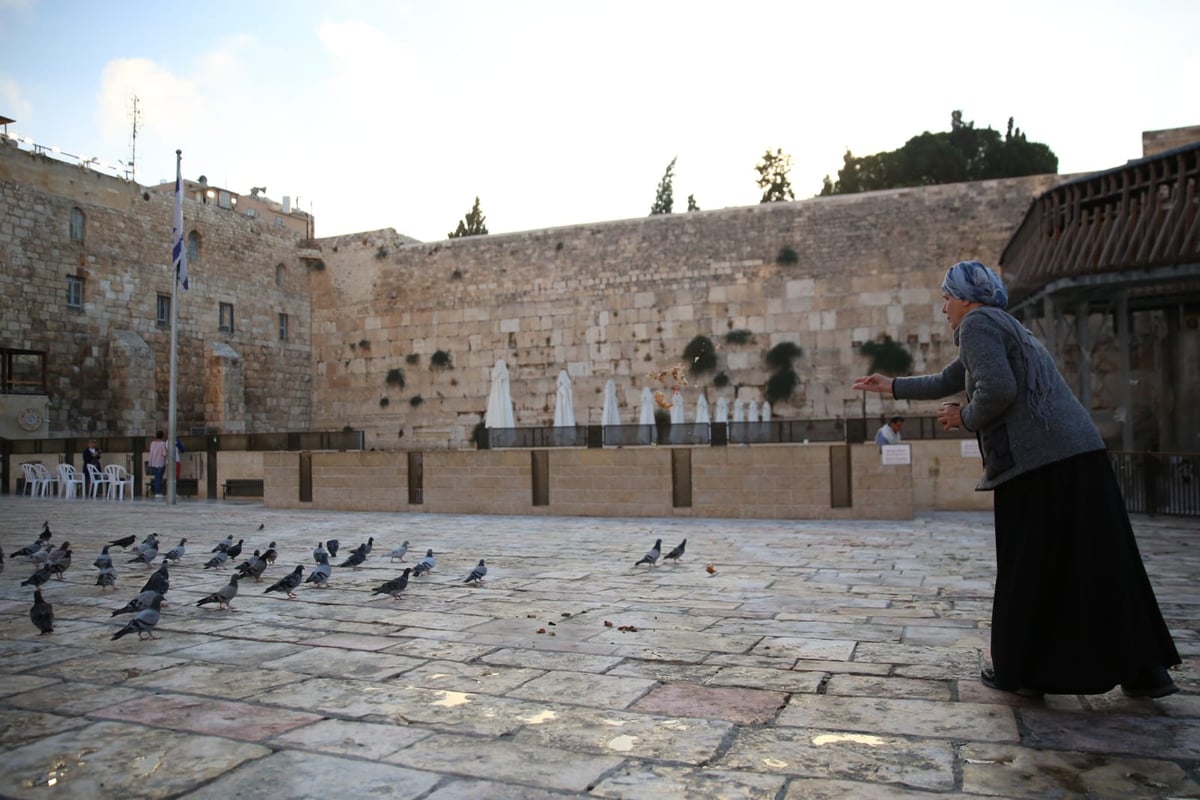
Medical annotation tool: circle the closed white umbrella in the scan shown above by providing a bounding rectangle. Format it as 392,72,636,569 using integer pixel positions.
762,401,771,422
747,400,759,423
601,378,621,426
638,387,655,425
696,394,711,424
733,398,745,423
553,370,576,427
485,359,515,429
715,397,729,423
670,388,685,424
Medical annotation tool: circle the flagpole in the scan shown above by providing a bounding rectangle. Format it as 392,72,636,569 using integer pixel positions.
167,149,183,505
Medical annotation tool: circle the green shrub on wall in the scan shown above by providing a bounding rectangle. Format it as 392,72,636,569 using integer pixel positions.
766,369,800,404
430,350,453,369
860,335,913,376
385,368,405,388
682,335,717,375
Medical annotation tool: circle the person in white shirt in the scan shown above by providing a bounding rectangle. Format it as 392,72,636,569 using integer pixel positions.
874,415,904,445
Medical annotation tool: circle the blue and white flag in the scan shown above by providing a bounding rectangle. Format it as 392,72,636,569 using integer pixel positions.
172,154,189,290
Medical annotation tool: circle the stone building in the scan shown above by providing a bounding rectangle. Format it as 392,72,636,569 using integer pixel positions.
1,128,1193,451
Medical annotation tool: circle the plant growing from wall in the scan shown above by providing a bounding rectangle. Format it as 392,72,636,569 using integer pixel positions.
712,371,730,388
379,397,390,407
410,395,424,407
763,341,804,405
776,246,799,265
682,335,717,375
405,353,420,365
724,329,753,346
430,350,452,369
859,335,913,376
386,368,405,388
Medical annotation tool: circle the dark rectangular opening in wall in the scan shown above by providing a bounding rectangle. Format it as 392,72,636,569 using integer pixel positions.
671,448,692,508
408,451,423,505
299,451,312,503
531,450,549,506
830,444,851,508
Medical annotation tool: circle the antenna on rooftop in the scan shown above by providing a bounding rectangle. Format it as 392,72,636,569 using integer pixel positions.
127,95,141,181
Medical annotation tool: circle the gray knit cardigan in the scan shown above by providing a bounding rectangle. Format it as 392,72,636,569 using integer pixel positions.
892,307,1104,490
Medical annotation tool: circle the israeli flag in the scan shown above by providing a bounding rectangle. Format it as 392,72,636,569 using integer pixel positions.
172,158,189,290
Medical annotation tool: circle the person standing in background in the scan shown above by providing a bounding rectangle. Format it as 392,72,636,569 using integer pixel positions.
147,430,169,497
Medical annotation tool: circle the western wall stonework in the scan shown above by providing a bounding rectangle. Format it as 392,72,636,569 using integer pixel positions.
0,143,312,436
309,175,1061,450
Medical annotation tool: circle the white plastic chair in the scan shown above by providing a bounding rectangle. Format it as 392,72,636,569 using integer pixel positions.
57,463,85,499
31,463,57,497
105,464,133,501
20,463,38,496
87,463,113,499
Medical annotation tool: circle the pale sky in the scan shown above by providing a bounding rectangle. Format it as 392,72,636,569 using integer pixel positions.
2,0,1197,242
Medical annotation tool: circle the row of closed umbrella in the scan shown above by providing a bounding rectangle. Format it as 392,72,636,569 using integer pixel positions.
486,359,771,429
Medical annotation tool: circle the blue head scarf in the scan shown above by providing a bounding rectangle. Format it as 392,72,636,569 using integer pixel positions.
941,261,1009,308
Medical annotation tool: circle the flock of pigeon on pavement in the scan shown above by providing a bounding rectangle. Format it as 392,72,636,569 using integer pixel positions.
5,520,687,640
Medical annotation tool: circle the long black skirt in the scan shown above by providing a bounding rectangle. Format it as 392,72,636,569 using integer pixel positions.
990,449,1180,694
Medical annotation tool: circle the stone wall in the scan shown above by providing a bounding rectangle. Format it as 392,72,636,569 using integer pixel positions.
264,443,927,519
309,176,1059,449
0,143,313,436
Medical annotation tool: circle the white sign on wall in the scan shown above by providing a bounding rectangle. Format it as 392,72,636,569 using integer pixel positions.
880,444,911,465
960,439,981,458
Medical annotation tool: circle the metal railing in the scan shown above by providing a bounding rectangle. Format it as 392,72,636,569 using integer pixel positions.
1109,451,1200,518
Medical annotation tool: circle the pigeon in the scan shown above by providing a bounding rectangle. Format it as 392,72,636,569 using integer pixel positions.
262,542,278,565
464,559,487,584
305,553,331,588
93,544,113,570
15,538,49,561
30,542,58,566
14,524,53,557
111,593,163,640
338,545,367,571
197,574,240,610
389,541,410,562
130,533,159,557
21,565,52,588
30,588,54,635
236,550,268,582
107,534,137,549
141,561,170,597
112,589,162,617
663,539,687,563
203,550,229,570
372,568,412,599
312,542,327,563
211,535,234,553
95,566,117,589
164,538,187,562
363,536,375,556
635,538,662,567
326,539,339,558
129,540,159,567
265,565,304,599
48,549,72,580
412,549,435,577
44,541,71,566
224,539,245,561
257,523,265,531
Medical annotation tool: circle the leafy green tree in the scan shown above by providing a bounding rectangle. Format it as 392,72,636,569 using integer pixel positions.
756,148,795,203
686,194,699,212
448,197,489,238
820,111,1058,195
650,157,677,215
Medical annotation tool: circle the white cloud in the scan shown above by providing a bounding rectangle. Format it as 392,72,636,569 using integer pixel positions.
0,74,33,124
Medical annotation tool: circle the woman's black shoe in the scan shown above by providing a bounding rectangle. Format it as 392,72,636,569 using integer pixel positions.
980,669,1044,698
1121,668,1179,698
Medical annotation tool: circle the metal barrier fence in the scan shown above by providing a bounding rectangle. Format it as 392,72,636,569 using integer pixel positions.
1110,451,1200,518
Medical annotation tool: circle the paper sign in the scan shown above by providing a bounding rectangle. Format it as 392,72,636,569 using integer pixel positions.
880,444,911,465
960,439,981,458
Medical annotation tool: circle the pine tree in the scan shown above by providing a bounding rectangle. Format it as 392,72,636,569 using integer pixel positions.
650,157,677,215
448,197,489,238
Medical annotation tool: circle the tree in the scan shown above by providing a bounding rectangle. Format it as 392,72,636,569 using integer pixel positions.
448,197,488,238
686,194,699,212
650,157,676,215
821,111,1058,195
756,148,795,203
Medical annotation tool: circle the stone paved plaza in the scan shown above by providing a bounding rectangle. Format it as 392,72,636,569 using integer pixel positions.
0,495,1196,799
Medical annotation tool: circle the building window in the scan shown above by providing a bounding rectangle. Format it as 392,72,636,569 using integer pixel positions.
1,349,46,394
279,312,289,341
274,216,285,228
66,275,84,309
69,207,85,242
156,294,171,327
219,302,234,333
187,230,200,264
275,263,286,288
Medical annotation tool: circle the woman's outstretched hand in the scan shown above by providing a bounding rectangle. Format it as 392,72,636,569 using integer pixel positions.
852,373,893,395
